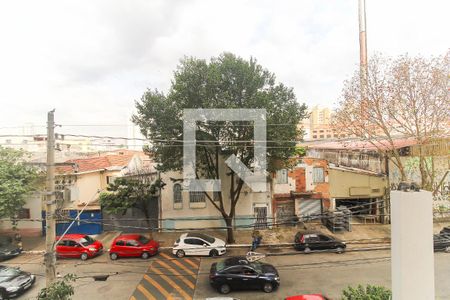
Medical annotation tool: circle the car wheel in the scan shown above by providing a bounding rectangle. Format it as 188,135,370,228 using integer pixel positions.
110,253,118,260
304,247,311,254
141,252,150,259
263,282,274,293
209,249,219,257
336,247,344,254
219,283,231,294
80,253,88,261
176,250,185,258
445,246,450,253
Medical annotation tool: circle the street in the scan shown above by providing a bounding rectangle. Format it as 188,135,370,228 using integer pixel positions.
8,248,450,300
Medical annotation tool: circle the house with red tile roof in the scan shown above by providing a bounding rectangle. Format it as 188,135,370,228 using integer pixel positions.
51,150,153,235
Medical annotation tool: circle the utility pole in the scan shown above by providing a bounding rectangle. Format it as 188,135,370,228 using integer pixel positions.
358,0,368,81
45,109,56,286
358,0,368,120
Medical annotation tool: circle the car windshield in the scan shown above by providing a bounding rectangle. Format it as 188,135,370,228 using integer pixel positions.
0,267,21,283
187,233,215,244
79,236,95,246
138,236,150,245
249,261,263,273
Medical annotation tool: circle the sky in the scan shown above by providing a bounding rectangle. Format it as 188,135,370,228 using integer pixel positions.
0,0,448,137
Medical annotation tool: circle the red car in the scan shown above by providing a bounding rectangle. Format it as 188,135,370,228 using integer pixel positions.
109,234,159,260
285,295,330,300
55,234,103,260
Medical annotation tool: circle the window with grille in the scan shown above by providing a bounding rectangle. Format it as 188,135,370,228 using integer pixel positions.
276,169,288,184
17,208,30,219
189,191,205,203
173,184,182,204
313,167,324,183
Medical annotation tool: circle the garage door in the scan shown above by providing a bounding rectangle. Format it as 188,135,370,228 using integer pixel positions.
298,199,322,219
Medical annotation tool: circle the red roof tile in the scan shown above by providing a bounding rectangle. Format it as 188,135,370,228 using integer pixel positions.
56,153,136,174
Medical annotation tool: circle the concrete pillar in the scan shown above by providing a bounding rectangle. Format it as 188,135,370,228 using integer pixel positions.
391,190,434,300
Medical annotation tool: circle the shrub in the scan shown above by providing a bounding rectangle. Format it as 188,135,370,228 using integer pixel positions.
341,284,392,300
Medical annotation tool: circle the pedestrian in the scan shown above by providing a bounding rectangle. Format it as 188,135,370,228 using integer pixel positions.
251,230,262,251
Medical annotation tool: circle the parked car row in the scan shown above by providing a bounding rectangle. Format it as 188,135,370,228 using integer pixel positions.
54,232,227,261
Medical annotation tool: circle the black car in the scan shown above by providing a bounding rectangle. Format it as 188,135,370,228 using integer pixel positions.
294,232,346,253
440,226,450,238
0,237,22,261
0,266,35,299
209,256,280,294
434,234,450,253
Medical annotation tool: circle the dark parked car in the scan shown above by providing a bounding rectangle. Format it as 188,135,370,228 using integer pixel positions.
0,265,35,299
209,256,280,294
440,226,450,237
434,234,450,253
294,232,346,253
0,236,22,261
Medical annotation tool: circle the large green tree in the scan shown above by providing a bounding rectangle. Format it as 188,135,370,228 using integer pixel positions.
0,147,39,225
99,176,161,237
133,53,307,243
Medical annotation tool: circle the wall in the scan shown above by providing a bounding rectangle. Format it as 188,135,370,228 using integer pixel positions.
0,191,43,236
329,167,386,199
160,169,271,230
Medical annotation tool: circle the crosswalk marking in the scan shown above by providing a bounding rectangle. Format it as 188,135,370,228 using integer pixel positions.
153,259,196,289
183,258,199,269
143,274,172,299
130,254,200,300
153,269,193,300
137,284,157,300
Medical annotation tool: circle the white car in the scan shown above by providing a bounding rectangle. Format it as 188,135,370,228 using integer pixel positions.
172,233,226,258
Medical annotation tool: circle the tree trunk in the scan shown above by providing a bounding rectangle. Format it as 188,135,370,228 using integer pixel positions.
142,205,153,240
225,217,235,244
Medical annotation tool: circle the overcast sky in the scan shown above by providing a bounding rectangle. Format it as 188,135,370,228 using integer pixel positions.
0,0,448,137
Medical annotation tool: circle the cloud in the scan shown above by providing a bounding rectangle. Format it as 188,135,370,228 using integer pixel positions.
0,0,448,134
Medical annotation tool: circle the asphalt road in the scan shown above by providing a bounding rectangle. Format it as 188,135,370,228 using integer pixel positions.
5,249,450,300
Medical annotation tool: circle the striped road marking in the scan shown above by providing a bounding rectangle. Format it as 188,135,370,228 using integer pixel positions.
130,253,201,300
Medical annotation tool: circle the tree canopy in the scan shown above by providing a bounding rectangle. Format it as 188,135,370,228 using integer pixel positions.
133,53,307,242
334,52,449,188
0,147,40,220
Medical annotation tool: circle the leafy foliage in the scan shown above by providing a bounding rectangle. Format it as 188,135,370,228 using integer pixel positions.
341,284,392,300
37,274,76,300
0,147,40,220
99,177,161,226
133,53,307,242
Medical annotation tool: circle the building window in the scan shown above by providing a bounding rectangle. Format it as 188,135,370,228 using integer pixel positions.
106,176,116,185
17,208,30,219
312,135,317,139
213,191,220,202
319,135,324,139
173,184,182,204
276,169,288,184
326,134,331,138
189,191,205,203
313,167,325,183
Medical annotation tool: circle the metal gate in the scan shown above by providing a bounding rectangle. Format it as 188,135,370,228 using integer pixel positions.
299,199,322,221
254,206,268,229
